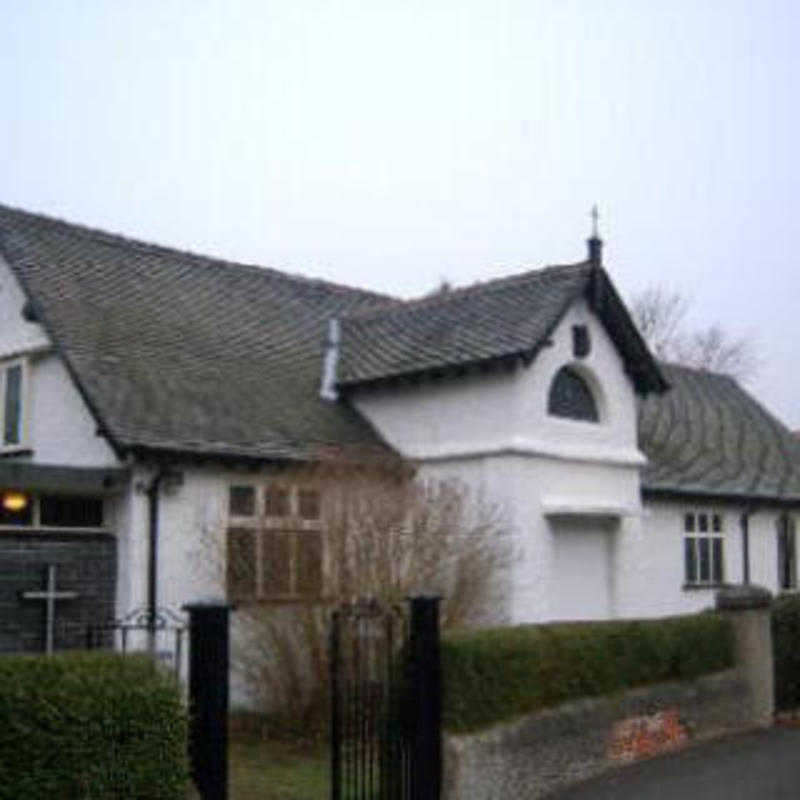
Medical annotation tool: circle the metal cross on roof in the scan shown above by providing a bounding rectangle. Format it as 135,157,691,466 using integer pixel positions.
591,204,600,238
21,564,79,655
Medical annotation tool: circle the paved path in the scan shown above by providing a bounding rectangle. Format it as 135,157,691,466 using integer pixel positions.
553,727,800,800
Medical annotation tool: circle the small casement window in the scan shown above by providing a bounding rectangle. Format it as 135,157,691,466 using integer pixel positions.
1,361,25,448
40,495,104,528
0,490,104,528
227,484,323,602
777,514,797,591
547,366,599,422
684,511,724,586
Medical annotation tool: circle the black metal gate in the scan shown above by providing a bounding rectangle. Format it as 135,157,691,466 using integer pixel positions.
330,596,441,800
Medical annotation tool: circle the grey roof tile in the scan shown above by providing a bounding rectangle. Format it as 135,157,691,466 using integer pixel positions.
4,205,794,501
338,262,667,396
638,363,800,502
0,205,393,461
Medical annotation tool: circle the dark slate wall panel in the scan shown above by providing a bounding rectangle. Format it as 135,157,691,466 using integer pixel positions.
0,533,116,653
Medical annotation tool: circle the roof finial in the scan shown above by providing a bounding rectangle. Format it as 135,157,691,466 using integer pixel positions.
587,204,603,267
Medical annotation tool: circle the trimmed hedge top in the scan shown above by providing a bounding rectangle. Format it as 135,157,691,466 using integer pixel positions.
0,651,188,799
442,613,734,732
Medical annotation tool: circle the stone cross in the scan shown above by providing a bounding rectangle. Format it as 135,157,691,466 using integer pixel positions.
21,564,78,655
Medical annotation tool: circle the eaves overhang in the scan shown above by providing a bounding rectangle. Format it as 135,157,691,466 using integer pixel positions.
0,462,129,494
641,484,800,510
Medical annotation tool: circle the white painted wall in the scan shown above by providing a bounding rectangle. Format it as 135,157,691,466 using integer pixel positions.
620,500,800,618
0,257,50,359
354,298,643,468
0,256,117,467
353,298,647,623
27,352,119,466
551,516,614,621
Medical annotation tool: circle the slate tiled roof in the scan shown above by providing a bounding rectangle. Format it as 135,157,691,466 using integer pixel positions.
638,363,800,502
3,205,796,501
338,262,667,396
0,205,393,462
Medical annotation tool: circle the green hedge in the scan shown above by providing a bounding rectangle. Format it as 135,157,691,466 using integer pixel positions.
772,593,800,712
442,613,735,733
0,651,188,799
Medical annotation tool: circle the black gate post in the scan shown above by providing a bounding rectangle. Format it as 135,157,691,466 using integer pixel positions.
183,601,232,800
329,609,342,800
407,595,442,800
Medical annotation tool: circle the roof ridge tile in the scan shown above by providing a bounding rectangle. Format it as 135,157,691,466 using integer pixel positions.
340,261,591,322
0,202,392,303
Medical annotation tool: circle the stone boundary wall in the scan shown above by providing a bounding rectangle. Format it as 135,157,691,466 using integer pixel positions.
443,669,749,800
444,585,774,800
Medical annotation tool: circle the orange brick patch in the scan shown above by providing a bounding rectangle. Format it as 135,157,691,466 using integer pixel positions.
607,709,689,762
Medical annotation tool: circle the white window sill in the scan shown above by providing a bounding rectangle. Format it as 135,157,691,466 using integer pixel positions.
0,446,32,457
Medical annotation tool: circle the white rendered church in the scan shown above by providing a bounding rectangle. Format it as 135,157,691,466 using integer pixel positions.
0,204,797,654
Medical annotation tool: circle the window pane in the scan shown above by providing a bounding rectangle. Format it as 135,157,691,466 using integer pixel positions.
296,531,323,596
684,514,695,533
227,528,256,599
547,367,599,422
4,365,22,445
698,537,710,581
40,495,103,527
685,538,696,583
698,514,709,533
298,489,321,521
261,531,292,595
712,514,722,532
265,486,290,517
229,486,255,517
712,538,723,583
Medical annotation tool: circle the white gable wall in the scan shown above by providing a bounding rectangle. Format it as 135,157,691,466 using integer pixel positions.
27,353,119,466
0,256,118,467
0,258,50,359
353,297,647,624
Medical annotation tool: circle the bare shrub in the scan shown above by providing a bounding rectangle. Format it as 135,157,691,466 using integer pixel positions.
219,459,510,734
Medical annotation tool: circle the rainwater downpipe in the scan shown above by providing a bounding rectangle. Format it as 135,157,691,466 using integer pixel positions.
740,507,759,585
145,468,168,656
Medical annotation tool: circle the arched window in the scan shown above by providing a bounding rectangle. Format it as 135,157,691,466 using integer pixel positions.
547,366,599,422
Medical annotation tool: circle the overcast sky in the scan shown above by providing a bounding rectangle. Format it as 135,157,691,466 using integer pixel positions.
2,1,798,427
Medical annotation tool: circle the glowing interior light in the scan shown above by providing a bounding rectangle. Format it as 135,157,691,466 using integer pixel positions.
2,491,28,512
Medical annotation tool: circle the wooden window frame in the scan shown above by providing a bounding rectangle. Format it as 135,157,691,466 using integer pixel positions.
0,490,106,531
226,483,324,603
0,358,29,453
683,511,725,588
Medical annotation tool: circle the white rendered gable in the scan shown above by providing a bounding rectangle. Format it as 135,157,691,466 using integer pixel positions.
0,256,118,467
0,257,51,359
353,296,644,468
352,296,647,624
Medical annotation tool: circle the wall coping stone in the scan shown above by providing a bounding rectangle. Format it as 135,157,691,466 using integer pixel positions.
716,584,772,611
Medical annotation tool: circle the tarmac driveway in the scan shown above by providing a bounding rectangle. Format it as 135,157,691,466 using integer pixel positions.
552,727,800,800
